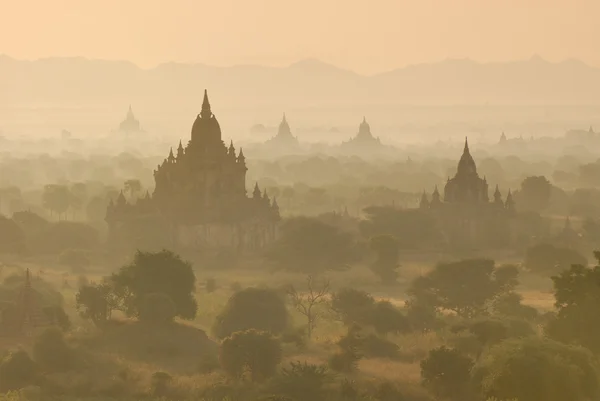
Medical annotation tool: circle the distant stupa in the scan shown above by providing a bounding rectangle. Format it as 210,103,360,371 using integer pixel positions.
341,117,383,151
119,105,142,133
265,113,299,147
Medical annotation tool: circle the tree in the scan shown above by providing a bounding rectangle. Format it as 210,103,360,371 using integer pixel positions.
546,253,600,353
110,250,197,320
266,217,362,274
286,275,330,339
213,287,289,339
0,349,37,392
369,234,400,283
124,179,142,200
420,346,474,401
516,176,552,212
138,293,176,324
69,182,88,219
472,338,599,401
75,282,116,325
525,243,587,275
219,329,282,382
42,184,70,220
32,327,74,372
407,259,518,318
330,288,375,326
369,300,410,336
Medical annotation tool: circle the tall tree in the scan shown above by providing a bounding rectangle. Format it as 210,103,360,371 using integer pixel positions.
110,250,197,320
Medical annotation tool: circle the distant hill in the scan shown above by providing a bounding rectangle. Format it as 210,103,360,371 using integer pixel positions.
1,55,599,109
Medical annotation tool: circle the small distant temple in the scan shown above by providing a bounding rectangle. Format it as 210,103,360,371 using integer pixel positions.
106,91,280,252
419,138,515,248
265,113,299,147
341,117,384,152
0,269,53,337
119,105,142,133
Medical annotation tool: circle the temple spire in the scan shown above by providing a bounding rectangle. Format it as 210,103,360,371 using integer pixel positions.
464,137,469,153
201,89,211,119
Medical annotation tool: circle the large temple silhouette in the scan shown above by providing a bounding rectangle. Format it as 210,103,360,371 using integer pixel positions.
419,138,515,248
106,91,280,251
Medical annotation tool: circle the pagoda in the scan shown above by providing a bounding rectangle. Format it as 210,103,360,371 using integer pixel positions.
341,117,384,152
106,90,280,252
119,105,142,133
265,113,299,147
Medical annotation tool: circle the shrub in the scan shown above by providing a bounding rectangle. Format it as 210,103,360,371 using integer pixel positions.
420,346,474,401
213,287,289,339
32,327,74,372
368,300,410,336
362,334,400,359
0,349,37,391
150,371,172,397
330,288,375,326
329,325,363,373
473,338,599,401
138,293,176,324
219,329,282,382
269,361,333,401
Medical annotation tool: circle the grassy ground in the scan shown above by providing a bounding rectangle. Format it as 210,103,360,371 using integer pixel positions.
0,250,556,400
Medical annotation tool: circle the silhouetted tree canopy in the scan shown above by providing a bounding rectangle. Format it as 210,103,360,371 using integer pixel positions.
407,259,518,318
213,287,289,339
219,329,282,382
516,175,552,212
525,243,587,275
110,250,197,320
546,252,600,353
473,338,599,401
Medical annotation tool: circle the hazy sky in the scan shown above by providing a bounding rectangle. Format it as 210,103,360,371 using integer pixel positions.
1,0,599,74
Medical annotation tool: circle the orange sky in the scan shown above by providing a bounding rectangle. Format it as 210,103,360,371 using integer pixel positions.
1,0,598,74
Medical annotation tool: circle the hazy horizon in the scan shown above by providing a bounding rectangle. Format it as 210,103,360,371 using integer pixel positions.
2,0,600,74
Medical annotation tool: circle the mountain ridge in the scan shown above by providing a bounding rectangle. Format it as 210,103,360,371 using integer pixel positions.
1,55,599,107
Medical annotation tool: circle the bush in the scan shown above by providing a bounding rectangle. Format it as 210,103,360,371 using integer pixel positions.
369,300,410,336
150,371,172,397
32,327,74,372
0,349,37,391
269,361,333,401
219,329,282,382
329,325,363,373
330,288,375,326
138,293,176,324
363,334,400,359
420,346,474,401
213,287,289,339
473,338,599,401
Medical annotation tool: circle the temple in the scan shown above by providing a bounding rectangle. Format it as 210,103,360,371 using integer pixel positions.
341,117,384,152
106,90,280,252
419,138,515,248
265,113,299,147
0,269,54,337
119,105,142,133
